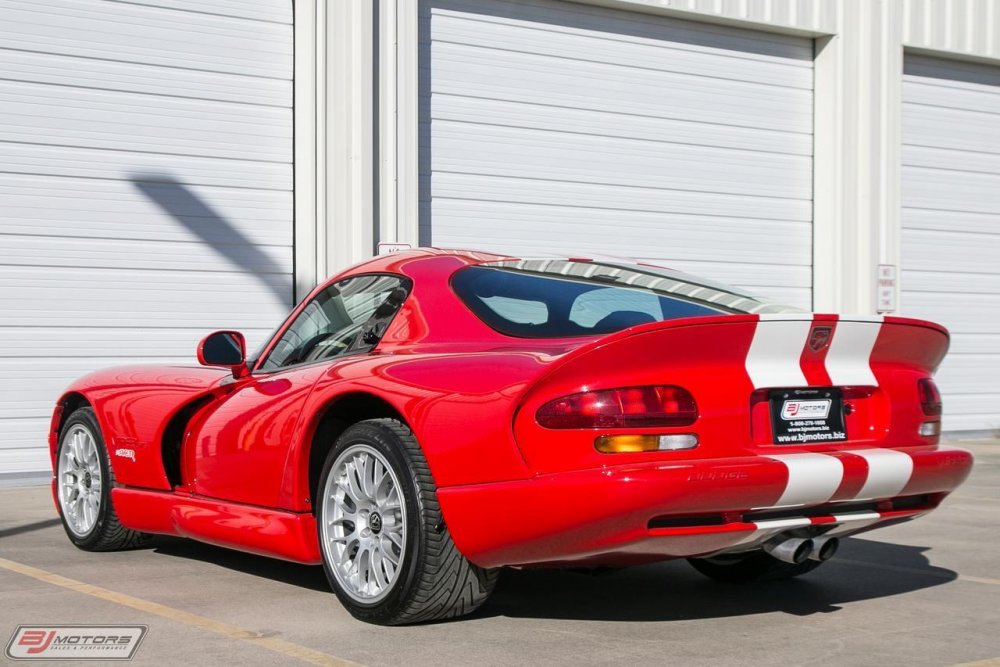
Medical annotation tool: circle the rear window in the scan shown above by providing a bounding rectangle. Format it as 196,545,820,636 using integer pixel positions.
452,259,800,338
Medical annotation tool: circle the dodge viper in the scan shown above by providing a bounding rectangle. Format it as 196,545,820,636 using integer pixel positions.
50,248,973,624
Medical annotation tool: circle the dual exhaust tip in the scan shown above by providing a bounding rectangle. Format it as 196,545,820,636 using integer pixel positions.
763,535,839,565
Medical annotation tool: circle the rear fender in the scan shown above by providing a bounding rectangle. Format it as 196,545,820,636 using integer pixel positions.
281,351,547,511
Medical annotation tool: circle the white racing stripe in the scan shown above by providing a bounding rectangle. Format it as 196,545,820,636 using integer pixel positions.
723,509,895,554
725,512,885,554
825,318,882,386
762,453,844,507
745,315,811,389
729,517,812,548
744,314,883,389
842,448,914,499
824,511,883,536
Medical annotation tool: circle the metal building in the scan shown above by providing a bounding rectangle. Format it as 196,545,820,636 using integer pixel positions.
2,0,999,479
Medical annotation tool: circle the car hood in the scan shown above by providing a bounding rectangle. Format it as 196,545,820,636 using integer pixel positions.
67,364,231,393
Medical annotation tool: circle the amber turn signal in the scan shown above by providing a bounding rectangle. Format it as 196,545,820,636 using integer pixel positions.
595,434,699,453
595,434,659,453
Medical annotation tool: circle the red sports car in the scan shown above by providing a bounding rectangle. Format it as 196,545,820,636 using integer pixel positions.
50,249,973,624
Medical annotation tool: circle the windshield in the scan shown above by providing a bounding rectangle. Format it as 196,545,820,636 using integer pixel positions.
452,259,801,339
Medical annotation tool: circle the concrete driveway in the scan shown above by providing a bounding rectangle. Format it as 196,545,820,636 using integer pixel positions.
2,440,998,666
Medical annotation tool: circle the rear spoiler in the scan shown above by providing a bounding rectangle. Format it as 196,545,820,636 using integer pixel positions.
518,312,949,400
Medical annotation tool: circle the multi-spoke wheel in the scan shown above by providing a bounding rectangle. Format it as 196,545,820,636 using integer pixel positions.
316,419,498,625
55,407,150,551
321,444,407,602
58,423,103,538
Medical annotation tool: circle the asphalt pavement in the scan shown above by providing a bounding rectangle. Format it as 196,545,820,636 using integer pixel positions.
1,440,998,666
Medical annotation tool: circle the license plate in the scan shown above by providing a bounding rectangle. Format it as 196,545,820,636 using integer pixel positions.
770,388,847,444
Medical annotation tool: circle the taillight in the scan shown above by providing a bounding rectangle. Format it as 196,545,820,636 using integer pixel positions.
917,378,942,416
536,385,698,429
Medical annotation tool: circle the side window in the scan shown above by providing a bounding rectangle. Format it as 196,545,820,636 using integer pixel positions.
259,275,408,371
569,287,663,329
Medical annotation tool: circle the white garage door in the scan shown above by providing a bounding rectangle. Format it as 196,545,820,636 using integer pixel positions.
420,0,814,307
0,0,294,479
902,55,1000,433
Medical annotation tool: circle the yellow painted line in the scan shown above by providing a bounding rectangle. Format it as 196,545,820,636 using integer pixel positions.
836,557,1000,587
949,659,1000,667
0,556,363,667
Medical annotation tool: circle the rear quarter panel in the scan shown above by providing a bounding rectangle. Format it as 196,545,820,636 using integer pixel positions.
279,348,555,511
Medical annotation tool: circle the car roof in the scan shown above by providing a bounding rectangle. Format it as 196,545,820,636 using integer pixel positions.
336,247,678,276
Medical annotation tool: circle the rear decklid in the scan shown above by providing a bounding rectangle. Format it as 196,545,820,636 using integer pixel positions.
512,313,949,474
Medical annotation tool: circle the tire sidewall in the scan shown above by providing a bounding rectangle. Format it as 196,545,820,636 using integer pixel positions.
316,421,426,623
56,408,113,549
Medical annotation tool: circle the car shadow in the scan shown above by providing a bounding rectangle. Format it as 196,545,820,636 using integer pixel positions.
469,538,956,623
149,536,330,593
145,535,955,623
0,518,63,539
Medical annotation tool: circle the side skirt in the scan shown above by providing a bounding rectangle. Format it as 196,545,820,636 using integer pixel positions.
111,488,321,564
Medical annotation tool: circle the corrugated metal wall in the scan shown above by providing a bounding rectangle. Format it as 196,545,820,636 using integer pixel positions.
903,0,1000,59
0,0,294,478
901,53,1000,433
420,0,816,308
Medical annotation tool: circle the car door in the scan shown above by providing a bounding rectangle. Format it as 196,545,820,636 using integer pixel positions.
184,274,410,508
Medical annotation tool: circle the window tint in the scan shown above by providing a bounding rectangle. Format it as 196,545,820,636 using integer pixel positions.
481,296,548,325
452,260,799,339
260,275,408,370
569,287,661,328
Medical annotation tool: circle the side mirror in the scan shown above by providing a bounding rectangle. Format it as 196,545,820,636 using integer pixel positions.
197,331,249,378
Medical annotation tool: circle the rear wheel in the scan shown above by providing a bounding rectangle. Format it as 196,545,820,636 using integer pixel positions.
56,407,151,551
316,418,497,625
688,550,822,583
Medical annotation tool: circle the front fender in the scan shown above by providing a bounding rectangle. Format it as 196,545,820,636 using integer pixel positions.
51,366,229,490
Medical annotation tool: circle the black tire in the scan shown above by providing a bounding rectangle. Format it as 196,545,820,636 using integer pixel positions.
55,407,152,551
688,550,822,583
316,418,497,625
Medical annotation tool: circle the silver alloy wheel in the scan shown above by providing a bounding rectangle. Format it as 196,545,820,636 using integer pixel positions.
321,444,407,603
58,424,103,538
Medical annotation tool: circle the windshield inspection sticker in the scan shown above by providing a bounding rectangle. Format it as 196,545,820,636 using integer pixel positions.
5,626,146,661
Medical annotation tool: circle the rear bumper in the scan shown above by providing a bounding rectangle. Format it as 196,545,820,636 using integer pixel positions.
437,445,973,568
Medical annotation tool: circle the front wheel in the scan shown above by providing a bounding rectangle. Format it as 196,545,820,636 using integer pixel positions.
688,550,822,583
316,418,497,624
56,407,151,551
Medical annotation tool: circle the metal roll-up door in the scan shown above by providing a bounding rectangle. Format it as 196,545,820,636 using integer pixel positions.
420,0,814,306
902,54,1000,433
0,0,294,478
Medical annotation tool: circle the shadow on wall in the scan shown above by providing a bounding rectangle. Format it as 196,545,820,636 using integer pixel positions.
130,173,293,305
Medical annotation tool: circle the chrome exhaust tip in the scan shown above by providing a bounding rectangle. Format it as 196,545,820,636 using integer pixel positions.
808,536,840,562
763,537,814,565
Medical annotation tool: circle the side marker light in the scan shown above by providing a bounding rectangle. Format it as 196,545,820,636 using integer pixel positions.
595,434,699,453
918,421,941,437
